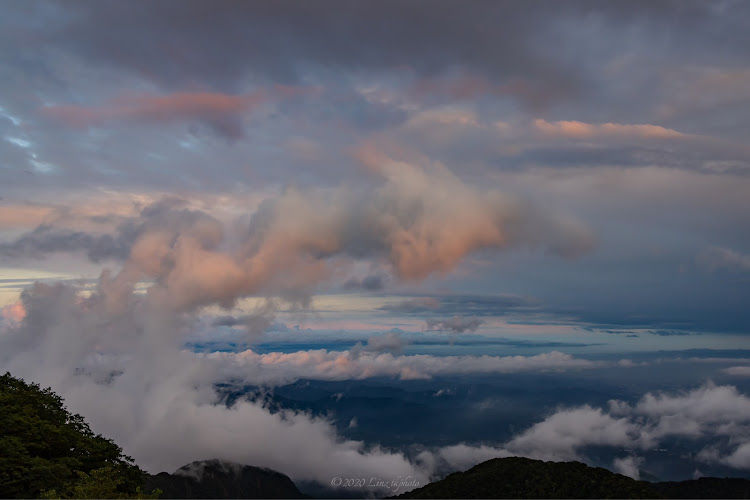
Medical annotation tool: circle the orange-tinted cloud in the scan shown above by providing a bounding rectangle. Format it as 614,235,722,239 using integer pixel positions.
3,158,596,312
0,300,26,323
533,119,686,140
41,86,313,139
0,203,56,230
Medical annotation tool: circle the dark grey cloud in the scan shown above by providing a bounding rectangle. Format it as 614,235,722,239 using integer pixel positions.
584,328,638,336
426,316,484,334
343,273,388,291
581,327,696,337
0,224,133,262
349,332,408,359
0,198,218,264
211,315,249,328
210,308,281,337
648,329,695,337
27,0,578,105
211,314,289,333
10,0,741,108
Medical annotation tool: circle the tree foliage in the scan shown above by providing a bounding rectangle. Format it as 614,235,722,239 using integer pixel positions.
0,372,159,498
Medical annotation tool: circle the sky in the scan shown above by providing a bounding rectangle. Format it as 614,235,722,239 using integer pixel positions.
1,0,750,495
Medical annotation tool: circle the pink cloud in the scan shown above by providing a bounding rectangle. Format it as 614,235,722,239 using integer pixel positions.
533,119,686,140
220,349,599,383
1,301,26,323
40,85,313,138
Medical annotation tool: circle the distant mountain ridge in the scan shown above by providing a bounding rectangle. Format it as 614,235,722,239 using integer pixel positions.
390,457,750,499
144,459,308,499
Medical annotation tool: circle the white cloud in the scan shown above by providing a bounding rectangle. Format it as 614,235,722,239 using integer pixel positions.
426,382,750,475
505,406,637,461
723,442,750,469
0,282,432,492
697,246,750,272
724,366,750,376
612,456,644,480
214,349,599,384
0,278,595,492
501,383,750,470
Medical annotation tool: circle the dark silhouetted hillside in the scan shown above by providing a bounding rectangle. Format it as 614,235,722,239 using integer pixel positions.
392,457,750,499
144,460,308,499
650,477,750,499
390,457,659,498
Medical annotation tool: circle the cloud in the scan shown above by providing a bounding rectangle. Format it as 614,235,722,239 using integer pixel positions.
612,456,644,480
0,300,26,324
1,159,595,311
28,0,605,107
0,197,216,264
5,274,750,491
349,332,408,359
697,246,750,273
0,202,57,230
218,349,599,384
409,75,571,108
0,281,433,494
723,443,750,470
343,273,388,291
724,366,750,376
384,107,750,174
0,224,134,262
533,119,687,141
510,383,750,469
41,87,311,140
430,382,750,474
648,329,693,336
0,276,597,493
505,406,637,462
209,300,278,339
211,315,250,328
425,316,483,333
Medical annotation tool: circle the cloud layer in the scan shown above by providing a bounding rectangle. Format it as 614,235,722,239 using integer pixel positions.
434,382,750,479
2,159,595,312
